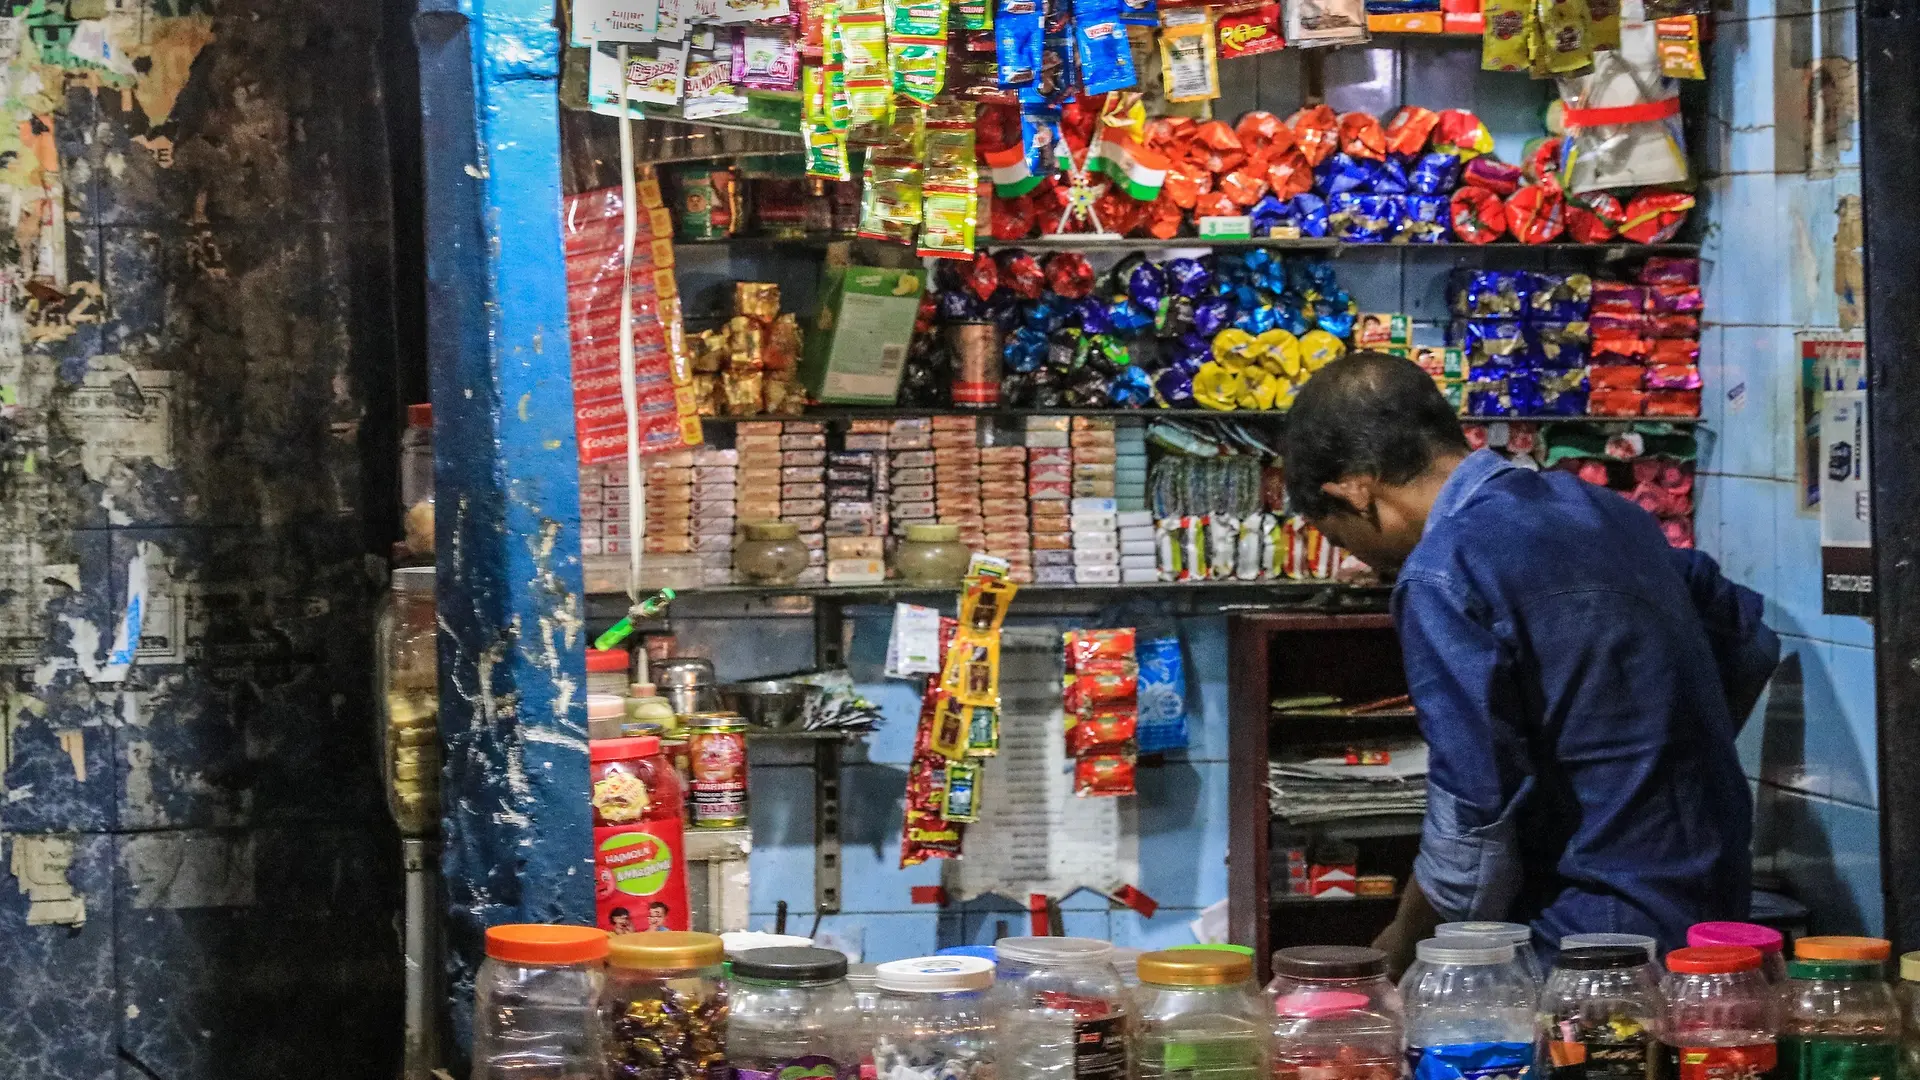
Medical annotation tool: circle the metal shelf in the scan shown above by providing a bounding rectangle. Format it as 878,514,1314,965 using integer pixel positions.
594,578,1387,604
978,236,1702,256
698,410,1704,425
1272,892,1402,906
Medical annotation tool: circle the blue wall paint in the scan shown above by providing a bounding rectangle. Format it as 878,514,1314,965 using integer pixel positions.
1700,4,1878,934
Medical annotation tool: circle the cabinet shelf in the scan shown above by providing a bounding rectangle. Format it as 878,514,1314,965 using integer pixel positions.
696,410,1703,425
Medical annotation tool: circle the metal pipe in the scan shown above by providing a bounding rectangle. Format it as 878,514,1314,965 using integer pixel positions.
402,837,441,1079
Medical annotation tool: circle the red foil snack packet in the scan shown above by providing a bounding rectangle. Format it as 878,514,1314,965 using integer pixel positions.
1194,120,1247,174
1286,104,1339,166
1450,186,1507,243
1065,627,1138,668
1645,389,1702,417
997,248,1047,298
1462,157,1524,196
1620,190,1695,243
1506,185,1566,244
1220,168,1268,206
1523,136,1564,190
992,194,1038,240
1383,105,1439,159
1565,191,1624,243
1163,162,1210,208
1074,750,1138,796
1217,2,1285,61
1194,189,1238,218
1589,388,1647,416
1148,192,1185,238
1266,149,1314,199
966,252,1000,300
1064,706,1139,755
1638,256,1700,284
1589,365,1647,391
1234,110,1295,161
1064,664,1140,713
1094,190,1150,236
1432,108,1494,158
1337,112,1387,161
1046,252,1097,297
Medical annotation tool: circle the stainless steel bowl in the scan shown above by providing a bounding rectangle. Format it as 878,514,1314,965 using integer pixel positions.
717,679,822,730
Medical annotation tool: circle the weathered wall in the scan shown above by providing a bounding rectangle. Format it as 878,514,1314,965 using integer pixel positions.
0,3,402,1077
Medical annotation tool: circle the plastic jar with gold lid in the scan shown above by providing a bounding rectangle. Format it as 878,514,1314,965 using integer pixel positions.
892,524,972,586
1132,948,1269,1080
605,931,728,1080
735,521,808,585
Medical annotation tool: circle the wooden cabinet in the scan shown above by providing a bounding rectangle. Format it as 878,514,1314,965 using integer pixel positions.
1226,613,1419,981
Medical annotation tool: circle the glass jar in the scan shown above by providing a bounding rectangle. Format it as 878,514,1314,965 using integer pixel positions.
589,695,627,741
1561,933,1661,971
873,956,997,1080
893,524,973,586
1781,937,1898,1079
1133,949,1267,1080
1897,952,1920,1080
589,735,689,934
1266,945,1404,1080
471,924,610,1080
1400,938,1536,1078
848,964,881,1080
1539,945,1665,1076
1435,920,1543,987
992,936,1130,1080
736,522,809,585
401,402,435,557
1660,946,1777,1078
1690,922,1789,987
728,947,863,1080
378,566,440,836
605,931,727,1080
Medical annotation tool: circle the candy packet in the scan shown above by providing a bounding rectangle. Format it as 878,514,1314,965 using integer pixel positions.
1065,627,1140,669
1216,1,1285,60
1064,704,1139,755
1074,748,1138,796
1158,7,1220,102
1075,0,1140,94
996,0,1043,84
732,26,799,89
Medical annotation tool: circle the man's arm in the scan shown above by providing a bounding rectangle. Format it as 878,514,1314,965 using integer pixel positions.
1371,877,1441,980
1669,547,1782,729
1390,574,1534,929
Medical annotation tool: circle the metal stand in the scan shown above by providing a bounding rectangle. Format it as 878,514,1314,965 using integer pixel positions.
814,599,845,914
401,837,441,1080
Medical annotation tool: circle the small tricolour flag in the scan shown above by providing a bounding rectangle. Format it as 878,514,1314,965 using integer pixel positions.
1094,129,1169,201
985,146,1043,197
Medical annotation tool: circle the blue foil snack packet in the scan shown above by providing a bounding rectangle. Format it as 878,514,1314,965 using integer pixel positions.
1135,635,1189,753
1407,1041,1535,1079
1073,0,1137,94
996,0,1043,86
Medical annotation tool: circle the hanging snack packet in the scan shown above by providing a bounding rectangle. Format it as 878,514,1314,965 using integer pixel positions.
940,633,1003,708
1158,8,1220,102
1655,15,1703,78
839,12,892,128
965,705,1001,756
732,26,800,89
1216,1,1285,60
996,0,1043,84
1533,0,1597,76
1135,634,1189,752
1286,104,1339,166
1075,0,1140,94
1481,0,1531,72
942,760,982,821
920,108,980,257
1283,0,1366,47
1063,663,1140,714
1619,190,1694,243
1065,627,1140,669
1065,704,1139,755
1074,749,1137,796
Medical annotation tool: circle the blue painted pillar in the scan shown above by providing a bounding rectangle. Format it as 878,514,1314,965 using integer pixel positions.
416,0,592,1035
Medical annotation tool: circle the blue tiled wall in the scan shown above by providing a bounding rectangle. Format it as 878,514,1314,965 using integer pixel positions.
1700,2,1879,934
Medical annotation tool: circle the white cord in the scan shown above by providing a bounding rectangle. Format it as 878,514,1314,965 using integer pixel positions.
617,45,645,608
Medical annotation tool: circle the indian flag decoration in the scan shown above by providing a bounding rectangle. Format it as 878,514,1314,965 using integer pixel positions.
986,145,1043,197
1094,127,1168,202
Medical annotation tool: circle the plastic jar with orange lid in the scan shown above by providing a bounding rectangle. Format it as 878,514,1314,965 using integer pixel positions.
472,924,610,1080
1781,936,1898,1078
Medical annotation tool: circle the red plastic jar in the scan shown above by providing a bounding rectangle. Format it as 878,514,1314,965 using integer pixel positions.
590,735,690,934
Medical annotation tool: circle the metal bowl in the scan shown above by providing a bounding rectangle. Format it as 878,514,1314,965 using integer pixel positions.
717,679,822,730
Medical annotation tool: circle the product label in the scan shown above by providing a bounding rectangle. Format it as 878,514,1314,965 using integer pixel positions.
737,1055,857,1080
1409,1041,1535,1080
689,730,748,824
1776,1035,1895,1079
1072,1015,1128,1080
593,822,689,933
1548,1032,1657,1077
1661,1042,1776,1079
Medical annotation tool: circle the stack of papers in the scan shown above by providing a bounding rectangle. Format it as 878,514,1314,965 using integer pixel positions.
1268,741,1428,825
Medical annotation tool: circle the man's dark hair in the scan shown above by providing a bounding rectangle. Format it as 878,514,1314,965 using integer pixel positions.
1284,351,1471,520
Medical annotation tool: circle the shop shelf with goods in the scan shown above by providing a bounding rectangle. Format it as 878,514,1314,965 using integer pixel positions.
1227,613,1421,981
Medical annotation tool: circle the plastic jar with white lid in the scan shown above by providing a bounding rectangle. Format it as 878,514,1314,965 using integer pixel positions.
992,936,1130,1080
1132,949,1268,1080
1434,920,1543,987
872,956,997,1080
1659,945,1776,1078
471,924,610,1080
1538,944,1666,1077
1266,946,1403,1080
728,947,863,1080
1400,938,1536,1078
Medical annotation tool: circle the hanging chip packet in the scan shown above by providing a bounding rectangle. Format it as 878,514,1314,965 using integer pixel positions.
1157,8,1220,103
920,102,981,257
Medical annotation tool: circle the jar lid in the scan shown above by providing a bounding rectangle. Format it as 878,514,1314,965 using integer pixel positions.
745,521,801,541
608,930,724,970
1560,933,1658,963
1273,990,1371,1019
485,924,609,965
1434,921,1533,948
587,648,630,672
1137,948,1252,987
1272,945,1388,981
1556,945,1650,971
876,955,995,993
905,524,961,543
994,936,1114,965
1666,946,1762,975
589,735,661,761
1174,943,1256,958
588,694,627,720
1687,921,1783,955
687,711,746,729
1414,939,1515,966
847,963,880,990
1790,958,1886,980
731,946,849,983
938,945,998,961
1902,952,1920,983
721,931,814,955
1795,936,1891,962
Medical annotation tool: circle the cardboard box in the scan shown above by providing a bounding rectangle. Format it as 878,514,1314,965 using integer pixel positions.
801,265,926,404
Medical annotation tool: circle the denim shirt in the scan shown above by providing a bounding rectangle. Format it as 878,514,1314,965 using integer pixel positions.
1395,450,1779,956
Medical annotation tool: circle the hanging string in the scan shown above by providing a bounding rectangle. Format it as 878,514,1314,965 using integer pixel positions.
616,45,646,610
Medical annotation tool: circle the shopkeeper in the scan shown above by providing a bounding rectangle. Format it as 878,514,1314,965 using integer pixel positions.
1283,353,1780,970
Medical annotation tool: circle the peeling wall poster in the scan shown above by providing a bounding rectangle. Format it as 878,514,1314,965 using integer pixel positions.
1796,331,1865,514
1820,373,1871,617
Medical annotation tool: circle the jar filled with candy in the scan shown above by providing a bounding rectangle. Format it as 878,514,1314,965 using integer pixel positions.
1689,921,1789,986
728,947,864,1080
992,936,1130,1080
471,924,610,1080
1434,920,1543,987
1659,946,1777,1078
872,956,997,1080
1560,933,1662,974
1539,945,1666,1078
605,931,728,1080
1898,951,1920,1080
1266,946,1404,1080
1133,949,1269,1080
1399,938,1536,1078
1780,937,1899,1078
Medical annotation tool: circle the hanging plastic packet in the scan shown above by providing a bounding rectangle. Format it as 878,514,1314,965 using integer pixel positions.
1065,704,1139,755
1480,0,1530,72
942,760,982,821
965,705,1001,756
1216,1,1285,60
1074,0,1139,94
839,9,892,130
957,0,994,31
1074,749,1137,796
996,0,1043,84
1283,0,1366,47
887,0,950,101
1534,0,1597,76
732,26,800,90
1157,8,1220,103
920,105,980,257
1134,634,1188,752
685,44,752,118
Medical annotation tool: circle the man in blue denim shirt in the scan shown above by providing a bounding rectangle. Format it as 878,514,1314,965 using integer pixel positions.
1284,354,1779,971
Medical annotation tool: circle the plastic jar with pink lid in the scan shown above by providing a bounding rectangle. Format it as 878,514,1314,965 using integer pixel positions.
1266,946,1404,1080
1689,921,1789,985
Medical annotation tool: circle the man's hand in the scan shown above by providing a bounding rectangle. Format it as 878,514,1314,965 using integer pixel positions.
1371,882,1441,981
